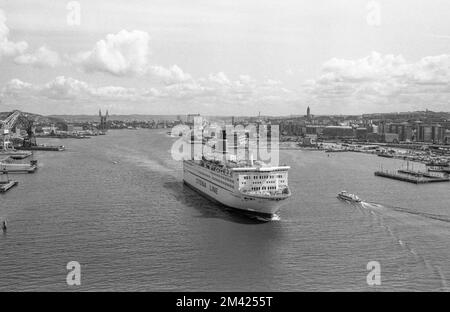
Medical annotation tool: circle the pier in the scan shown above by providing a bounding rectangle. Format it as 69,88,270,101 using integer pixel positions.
0,161,38,174
16,145,65,151
0,151,32,159
428,167,450,174
375,170,450,184
0,180,18,192
397,169,441,179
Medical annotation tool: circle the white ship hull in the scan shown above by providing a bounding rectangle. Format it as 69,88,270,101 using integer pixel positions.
183,160,290,217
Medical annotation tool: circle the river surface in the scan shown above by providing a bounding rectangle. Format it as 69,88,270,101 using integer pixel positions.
1,129,449,291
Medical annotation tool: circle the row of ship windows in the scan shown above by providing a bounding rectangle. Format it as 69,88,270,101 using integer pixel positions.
243,175,284,180
246,180,285,185
211,176,234,189
211,171,234,184
194,168,234,188
197,171,211,179
247,180,276,185
198,166,233,183
251,186,278,191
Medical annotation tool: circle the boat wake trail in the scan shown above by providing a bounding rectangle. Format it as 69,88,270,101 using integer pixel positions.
106,145,177,177
361,201,450,223
361,201,450,290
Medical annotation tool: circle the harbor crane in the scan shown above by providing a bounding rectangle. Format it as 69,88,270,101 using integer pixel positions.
1,110,21,150
0,110,36,149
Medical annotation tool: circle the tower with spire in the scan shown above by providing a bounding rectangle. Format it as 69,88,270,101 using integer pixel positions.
98,109,109,132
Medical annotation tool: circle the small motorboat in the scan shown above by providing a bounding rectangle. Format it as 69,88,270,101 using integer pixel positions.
337,191,361,203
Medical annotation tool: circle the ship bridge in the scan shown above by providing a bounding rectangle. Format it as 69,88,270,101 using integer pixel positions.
235,166,289,195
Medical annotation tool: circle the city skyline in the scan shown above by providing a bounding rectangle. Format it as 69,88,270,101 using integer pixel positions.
3,107,449,118
1,0,450,116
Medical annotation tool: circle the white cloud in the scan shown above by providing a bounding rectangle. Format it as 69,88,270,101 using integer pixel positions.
0,9,28,58
264,79,282,86
1,73,297,115
407,54,450,85
71,28,198,86
93,86,138,99
150,72,297,114
238,75,253,84
41,76,91,100
0,17,187,78
14,46,61,67
70,28,199,85
319,52,407,83
74,30,150,76
207,72,231,86
2,78,35,97
305,52,450,113
149,64,192,85
2,76,139,102
1,9,62,68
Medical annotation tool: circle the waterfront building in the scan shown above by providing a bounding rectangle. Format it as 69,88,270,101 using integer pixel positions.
382,133,399,143
387,123,413,141
322,126,354,139
415,124,445,144
356,128,368,140
306,125,324,135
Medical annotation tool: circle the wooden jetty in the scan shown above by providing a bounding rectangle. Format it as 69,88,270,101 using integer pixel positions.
0,161,38,174
0,150,32,159
377,152,395,158
428,167,450,174
397,169,441,179
0,180,18,192
16,145,65,151
325,148,348,153
375,170,450,184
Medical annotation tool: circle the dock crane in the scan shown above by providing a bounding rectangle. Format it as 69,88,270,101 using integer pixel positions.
0,110,21,150
0,110,36,149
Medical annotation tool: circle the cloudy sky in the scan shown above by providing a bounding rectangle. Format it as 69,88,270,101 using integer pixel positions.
0,0,450,116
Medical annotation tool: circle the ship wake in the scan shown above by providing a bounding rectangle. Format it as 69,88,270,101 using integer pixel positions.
361,201,450,223
360,200,450,291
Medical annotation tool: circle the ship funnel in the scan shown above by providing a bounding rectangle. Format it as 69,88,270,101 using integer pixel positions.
233,132,238,157
256,123,260,161
190,132,195,160
218,129,227,157
245,132,250,162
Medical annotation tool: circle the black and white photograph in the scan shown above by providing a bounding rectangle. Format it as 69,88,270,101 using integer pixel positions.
1,0,450,298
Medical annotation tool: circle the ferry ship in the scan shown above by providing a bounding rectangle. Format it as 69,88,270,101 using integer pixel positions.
337,191,361,203
183,157,291,218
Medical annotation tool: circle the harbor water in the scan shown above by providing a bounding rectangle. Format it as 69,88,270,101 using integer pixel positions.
1,129,450,291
